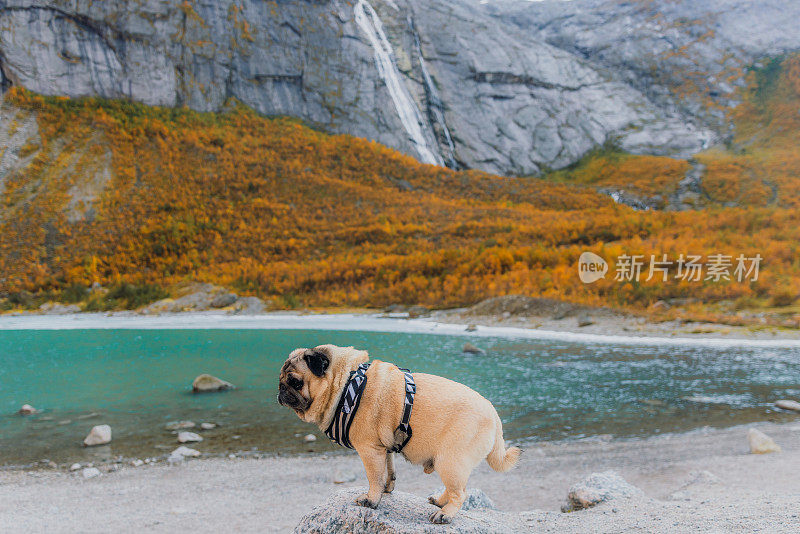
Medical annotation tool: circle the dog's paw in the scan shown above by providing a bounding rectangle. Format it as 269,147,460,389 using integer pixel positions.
427,495,442,508
383,476,395,494
354,494,379,509
429,510,452,524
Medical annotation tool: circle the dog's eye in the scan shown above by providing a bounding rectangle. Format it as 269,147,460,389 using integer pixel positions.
288,376,303,390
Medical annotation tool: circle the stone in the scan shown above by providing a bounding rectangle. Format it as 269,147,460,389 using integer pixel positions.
83,424,112,447
82,467,101,479
171,446,201,458
192,374,235,393
407,305,429,319
200,422,217,430
775,399,800,412
748,428,781,454
294,488,519,533
462,343,485,354
577,314,595,327
210,292,238,308
131,459,144,467
428,487,495,511
561,471,643,512
38,302,81,315
165,420,196,430
18,404,37,415
232,296,268,315
465,324,478,332
69,463,82,472
650,300,671,311
304,434,317,443
177,432,203,443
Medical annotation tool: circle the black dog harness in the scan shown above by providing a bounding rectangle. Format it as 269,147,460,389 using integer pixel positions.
324,363,416,452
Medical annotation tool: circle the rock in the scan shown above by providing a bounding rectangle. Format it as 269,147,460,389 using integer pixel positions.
294,488,518,533
304,434,317,443
748,428,781,454
200,422,217,430
192,374,235,393
131,459,144,467
177,432,203,443
577,314,595,327
462,343,485,354
562,471,643,512
465,324,478,332
210,292,238,308
38,302,81,315
83,424,112,447
69,463,82,472
407,305,429,319
82,467,101,479
650,300,671,311
232,296,269,315
428,487,495,511
18,404,37,415
165,420,196,430
775,399,800,412
171,446,201,458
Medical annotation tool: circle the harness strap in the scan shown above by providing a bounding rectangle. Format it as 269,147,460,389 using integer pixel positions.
324,362,370,449
389,368,416,453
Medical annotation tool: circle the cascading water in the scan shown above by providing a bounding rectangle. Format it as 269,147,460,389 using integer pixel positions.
354,0,442,166
410,18,458,169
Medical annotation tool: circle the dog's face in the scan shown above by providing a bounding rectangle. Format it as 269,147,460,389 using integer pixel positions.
277,346,331,418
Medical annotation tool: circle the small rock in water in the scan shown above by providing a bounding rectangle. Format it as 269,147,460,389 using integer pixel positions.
304,434,317,443
57,419,72,425
177,431,203,443
76,412,101,420
69,463,82,472
165,420,196,430
171,446,201,459
577,314,595,327
562,471,643,512
82,467,101,479
465,324,478,332
462,342,485,354
192,374,235,393
83,424,112,447
748,428,781,454
18,404,38,415
775,399,800,412
131,459,145,467
200,422,217,430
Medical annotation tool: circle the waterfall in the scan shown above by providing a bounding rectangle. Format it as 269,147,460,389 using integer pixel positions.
354,0,442,166
411,19,458,169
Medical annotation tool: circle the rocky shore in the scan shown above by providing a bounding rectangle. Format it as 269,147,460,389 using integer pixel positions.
2,422,798,532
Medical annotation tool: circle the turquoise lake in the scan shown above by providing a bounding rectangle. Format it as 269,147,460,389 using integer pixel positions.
2,327,800,466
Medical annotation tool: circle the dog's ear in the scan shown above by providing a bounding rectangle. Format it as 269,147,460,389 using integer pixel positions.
304,349,330,377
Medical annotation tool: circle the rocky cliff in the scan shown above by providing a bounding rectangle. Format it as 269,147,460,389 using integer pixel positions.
0,0,798,176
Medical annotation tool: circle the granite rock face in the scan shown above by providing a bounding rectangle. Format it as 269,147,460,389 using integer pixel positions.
0,0,797,176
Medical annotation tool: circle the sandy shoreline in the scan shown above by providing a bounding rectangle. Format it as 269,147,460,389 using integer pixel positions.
2,310,800,347
2,421,798,532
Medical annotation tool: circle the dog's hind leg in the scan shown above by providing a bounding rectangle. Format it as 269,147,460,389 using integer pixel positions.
427,487,449,508
429,459,469,524
384,452,396,493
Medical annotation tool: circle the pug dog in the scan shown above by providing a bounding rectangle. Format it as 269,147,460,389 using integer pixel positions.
278,344,521,524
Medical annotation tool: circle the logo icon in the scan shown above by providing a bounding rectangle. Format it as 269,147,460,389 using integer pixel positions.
578,252,608,284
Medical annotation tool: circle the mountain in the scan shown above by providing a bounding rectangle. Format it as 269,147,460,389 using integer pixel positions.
2,0,797,176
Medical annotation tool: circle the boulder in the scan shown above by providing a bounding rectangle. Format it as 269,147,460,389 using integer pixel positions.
465,324,478,332
775,399,800,412
210,292,238,308
562,471,643,512
83,424,112,447
294,488,519,533
407,305,429,319
38,302,81,315
577,314,595,327
18,404,38,415
82,467,101,479
462,343,485,354
428,488,495,511
748,428,781,454
192,374,235,393
177,431,203,443
165,420,196,430
232,296,269,315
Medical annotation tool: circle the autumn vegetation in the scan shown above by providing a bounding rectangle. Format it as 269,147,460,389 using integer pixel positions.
2,54,800,320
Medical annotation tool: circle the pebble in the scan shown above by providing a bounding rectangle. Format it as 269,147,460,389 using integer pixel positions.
200,422,217,430
304,434,317,443
165,420,196,430
83,424,112,447
775,399,800,412
748,428,781,454
462,342,485,354
131,459,145,467
177,431,203,443
82,467,101,479
18,404,38,415
69,463,82,472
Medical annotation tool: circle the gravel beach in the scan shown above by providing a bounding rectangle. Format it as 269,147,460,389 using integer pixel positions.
2,422,798,532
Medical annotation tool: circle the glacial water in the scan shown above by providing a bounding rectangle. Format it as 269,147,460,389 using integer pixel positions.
2,326,800,466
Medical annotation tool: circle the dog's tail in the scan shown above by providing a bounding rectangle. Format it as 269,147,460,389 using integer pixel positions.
486,414,521,472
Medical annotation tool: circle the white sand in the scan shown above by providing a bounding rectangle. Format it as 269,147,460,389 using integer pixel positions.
2,422,799,533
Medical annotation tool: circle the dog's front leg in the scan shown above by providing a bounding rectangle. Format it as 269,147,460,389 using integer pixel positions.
354,446,388,508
